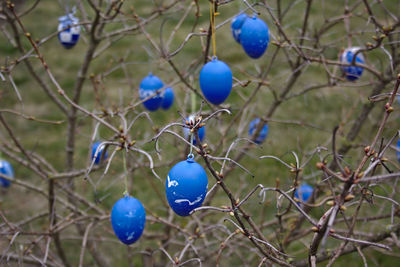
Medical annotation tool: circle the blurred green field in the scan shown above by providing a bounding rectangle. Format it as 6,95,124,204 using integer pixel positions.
1,0,400,266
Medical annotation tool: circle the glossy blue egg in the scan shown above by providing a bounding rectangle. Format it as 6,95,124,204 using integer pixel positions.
165,156,208,216
231,13,249,43
183,115,205,145
396,139,400,162
0,160,14,188
91,141,108,165
294,184,313,203
111,196,146,245
248,118,268,144
340,47,365,81
58,14,80,49
240,16,270,59
161,87,174,110
139,73,163,111
199,58,232,105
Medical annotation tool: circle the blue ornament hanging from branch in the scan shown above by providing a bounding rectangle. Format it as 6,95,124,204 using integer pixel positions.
340,47,365,81
294,184,314,203
111,195,146,245
139,73,164,111
91,141,108,165
183,115,205,145
199,0,233,105
240,15,270,59
248,118,268,144
165,154,208,216
231,13,249,43
57,4,80,49
0,160,14,188
161,87,174,110
199,58,232,105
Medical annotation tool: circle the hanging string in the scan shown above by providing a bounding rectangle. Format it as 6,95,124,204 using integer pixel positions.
64,0,77,17
122,151,129,196
189,132,194,158
209,0,218,58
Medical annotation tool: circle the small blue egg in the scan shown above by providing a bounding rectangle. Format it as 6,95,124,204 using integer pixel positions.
91,141,108,165
161,87,174,110
231,13,249,43
248,118,268,144
111,196,146,245
0,160,14,188
240,16,270,59
183,115,205,145
165,156,208,216
340,47,365,81
139,73,163,111
199,58,232,105
294,184,313,203
396,139,400,163
58,14,80,49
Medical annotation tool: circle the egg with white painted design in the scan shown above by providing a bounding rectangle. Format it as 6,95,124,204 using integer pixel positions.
58,13,80,49
340,47,365,81
111,196,146,245
139,73,164,111
165,156,208,216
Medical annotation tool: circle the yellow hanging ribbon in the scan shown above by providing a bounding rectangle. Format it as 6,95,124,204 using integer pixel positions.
209,0,217,57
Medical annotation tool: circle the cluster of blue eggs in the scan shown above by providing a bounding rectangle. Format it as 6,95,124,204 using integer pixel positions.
0,160,14,188
110,156,209,245
340,47,365,81
110,155,209,245
139,73,174,111
58,13,81,49
231,13,270,59
108,130,400,245
248,118,269,144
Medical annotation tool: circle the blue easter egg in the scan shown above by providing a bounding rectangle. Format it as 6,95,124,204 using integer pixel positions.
240,16,270,59
396,139,400,162
0,160,14,188
111,196,146,245
294,184,313,203
340,47,365,81
165,156,208,216
161,87,174,110
231,13,249,43
199,58,232,105
248,118,268,144
91,142,108,165
139,73,163,111
183,115,205,145
58,14,80,49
